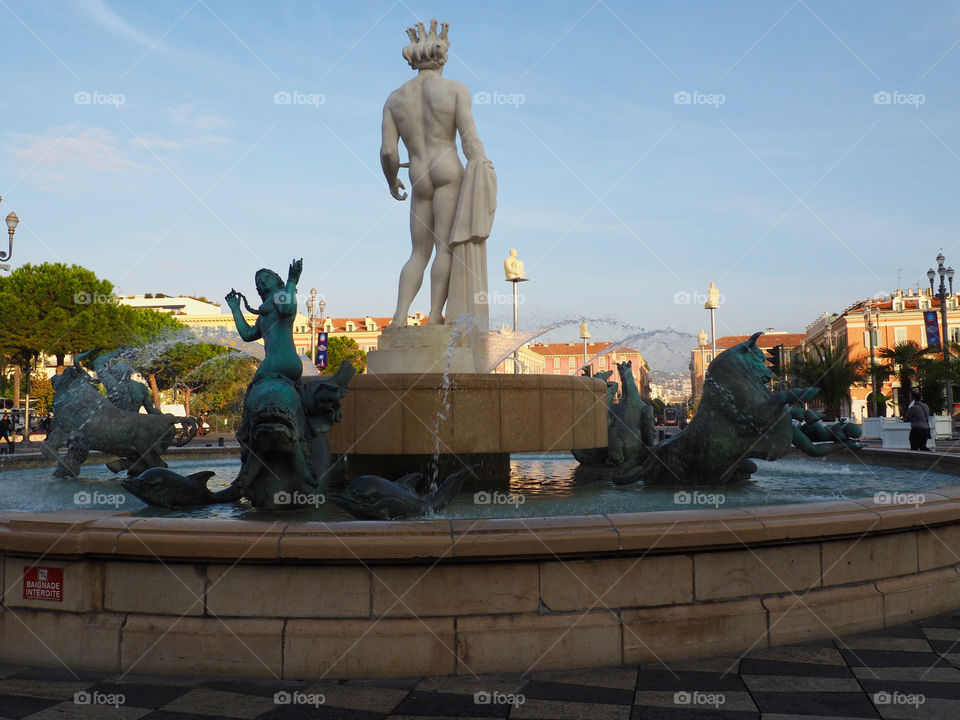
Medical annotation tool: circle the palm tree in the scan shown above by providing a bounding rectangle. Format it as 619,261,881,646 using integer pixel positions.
878,341,933,412
792,339,867,420
916,356,947,414
864,360,893,416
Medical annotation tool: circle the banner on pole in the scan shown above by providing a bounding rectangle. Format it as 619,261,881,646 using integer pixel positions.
316,332,328,369
924,311,942,349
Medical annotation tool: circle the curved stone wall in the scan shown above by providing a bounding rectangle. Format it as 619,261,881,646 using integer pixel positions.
0,449,959,678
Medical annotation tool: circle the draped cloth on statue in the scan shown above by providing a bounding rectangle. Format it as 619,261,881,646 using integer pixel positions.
446,159,497,326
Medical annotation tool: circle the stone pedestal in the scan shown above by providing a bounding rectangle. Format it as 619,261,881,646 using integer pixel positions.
328,373,608,457
367,325,480,374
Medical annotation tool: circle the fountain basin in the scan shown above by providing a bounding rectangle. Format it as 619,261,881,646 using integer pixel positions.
2,448,959,679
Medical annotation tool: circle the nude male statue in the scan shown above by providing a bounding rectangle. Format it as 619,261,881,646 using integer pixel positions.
381,19,490,327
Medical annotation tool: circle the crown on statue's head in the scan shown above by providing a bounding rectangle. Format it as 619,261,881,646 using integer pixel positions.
402,19,450,70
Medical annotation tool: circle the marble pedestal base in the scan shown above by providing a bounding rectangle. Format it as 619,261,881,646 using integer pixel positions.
367,324,482,374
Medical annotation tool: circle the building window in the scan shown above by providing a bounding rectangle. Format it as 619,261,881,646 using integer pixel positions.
919,297,930,310
894,327,907,345
952,328,960,344
568,357,575,369
950,297,959,310
893,297,904,312
553,358,559,370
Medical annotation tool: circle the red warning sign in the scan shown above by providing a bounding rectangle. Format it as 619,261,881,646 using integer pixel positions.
22,567,63,602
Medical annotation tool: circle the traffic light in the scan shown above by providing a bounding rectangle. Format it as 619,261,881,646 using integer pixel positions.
765,345,783,377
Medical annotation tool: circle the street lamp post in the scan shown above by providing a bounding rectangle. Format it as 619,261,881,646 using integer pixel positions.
307,288,318,364
0,194,21,272
928,253,955,423
504,250,529,374
579,321,591,372
697,328,708,398
704,282,719,358
863,306,879,417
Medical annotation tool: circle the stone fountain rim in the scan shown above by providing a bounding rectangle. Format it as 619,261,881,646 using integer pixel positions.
1,448,957,561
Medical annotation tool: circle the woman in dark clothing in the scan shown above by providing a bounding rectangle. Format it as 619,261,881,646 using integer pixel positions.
903,391,931,451
0,412,13,454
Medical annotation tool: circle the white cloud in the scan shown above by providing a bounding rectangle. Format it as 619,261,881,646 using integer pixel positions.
71,0,156,48
169,103,231,132
7,127,149,173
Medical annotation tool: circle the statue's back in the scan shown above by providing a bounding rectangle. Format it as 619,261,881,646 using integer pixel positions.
388,75,461,160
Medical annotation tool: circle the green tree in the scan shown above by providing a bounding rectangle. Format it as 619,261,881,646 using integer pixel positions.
0,263,184,378
323,336,366,375
135,342,233,414
28,370,54,415
649,396,666,420
864,361,893,417
878,341,933,411
792,339,866,420
190,355,257,415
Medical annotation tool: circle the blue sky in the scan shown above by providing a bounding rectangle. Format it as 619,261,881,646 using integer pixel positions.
3,1,960,366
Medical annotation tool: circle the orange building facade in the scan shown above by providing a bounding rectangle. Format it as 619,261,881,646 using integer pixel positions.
805,287,960,418
528,342,650,399
689,331,806,401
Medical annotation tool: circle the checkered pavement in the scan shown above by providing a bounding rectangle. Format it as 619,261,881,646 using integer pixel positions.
4,610,960,718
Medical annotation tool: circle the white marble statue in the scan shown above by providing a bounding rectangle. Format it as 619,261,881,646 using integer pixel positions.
504,249,526,280
380,19,497,328
705,282,720,310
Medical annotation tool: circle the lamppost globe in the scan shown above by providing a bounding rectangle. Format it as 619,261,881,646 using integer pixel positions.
937,252,945,266
1,202,19,265
928,268,936,283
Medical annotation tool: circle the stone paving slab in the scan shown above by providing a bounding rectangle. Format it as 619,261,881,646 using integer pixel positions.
3,612,960,718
